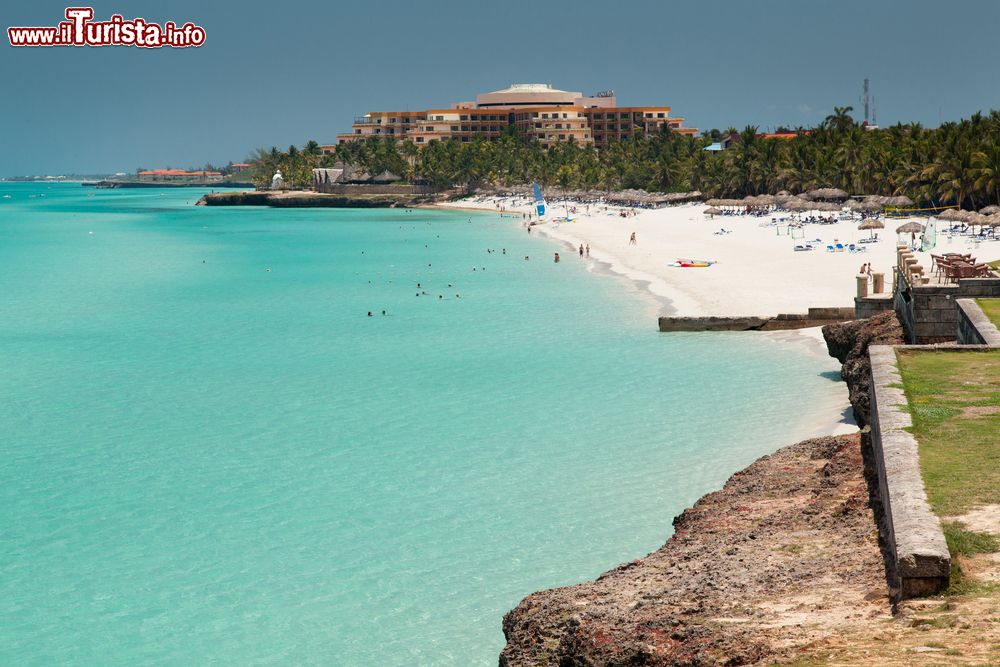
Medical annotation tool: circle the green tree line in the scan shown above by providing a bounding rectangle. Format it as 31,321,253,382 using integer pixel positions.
247,108,1000,209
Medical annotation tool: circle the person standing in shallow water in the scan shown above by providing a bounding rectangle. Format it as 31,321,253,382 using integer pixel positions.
579,244,584,257
585,244,590,258
554,252,560,263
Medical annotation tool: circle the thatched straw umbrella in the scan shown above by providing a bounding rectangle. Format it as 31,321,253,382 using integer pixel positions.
853,199,882,212
703,207,722,218
937,209,965,222
979,205,1000,215
806,187,850,201
858,218,884,240
884,195,913,207
896,220,924,246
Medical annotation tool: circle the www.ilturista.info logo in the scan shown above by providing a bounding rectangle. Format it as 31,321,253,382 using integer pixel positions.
7,7,206,48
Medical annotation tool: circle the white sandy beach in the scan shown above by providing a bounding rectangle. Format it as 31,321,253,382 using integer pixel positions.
438,194,996,438
441,196,995,318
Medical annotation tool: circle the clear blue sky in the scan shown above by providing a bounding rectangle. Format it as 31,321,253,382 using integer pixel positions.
3,0,1000,176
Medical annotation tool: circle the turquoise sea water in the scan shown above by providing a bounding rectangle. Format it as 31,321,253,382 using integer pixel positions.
0,183,846,665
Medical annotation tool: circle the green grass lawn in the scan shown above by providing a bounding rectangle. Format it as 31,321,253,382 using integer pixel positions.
896,349,1000,517
978,299,1000,329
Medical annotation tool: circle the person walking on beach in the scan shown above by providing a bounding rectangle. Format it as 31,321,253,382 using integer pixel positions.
579,244,584,257
629,232,637,246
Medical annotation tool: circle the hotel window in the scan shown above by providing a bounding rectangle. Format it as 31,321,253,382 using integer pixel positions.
645,113,652,118
451,126,458,131
620,113,629,119
555,124,562,129
416,137,424,143
354,129,361,134
559,134,566,139
657,113,665,118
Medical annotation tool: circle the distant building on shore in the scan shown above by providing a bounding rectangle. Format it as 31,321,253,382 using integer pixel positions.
137,169,223,183
329,84,696,151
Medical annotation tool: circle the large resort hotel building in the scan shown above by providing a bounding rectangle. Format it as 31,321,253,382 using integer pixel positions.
330,84,696,150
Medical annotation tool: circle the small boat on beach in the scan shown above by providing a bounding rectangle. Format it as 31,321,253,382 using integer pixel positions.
669,258,717,268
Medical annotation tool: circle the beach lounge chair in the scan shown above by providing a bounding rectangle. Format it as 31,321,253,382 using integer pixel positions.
794,243,814,251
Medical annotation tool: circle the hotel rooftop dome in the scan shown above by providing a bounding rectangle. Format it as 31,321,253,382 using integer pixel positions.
475,83,584,108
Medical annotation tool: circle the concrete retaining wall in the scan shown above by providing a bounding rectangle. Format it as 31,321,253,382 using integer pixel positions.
956,298,1000,346
867,345,950,599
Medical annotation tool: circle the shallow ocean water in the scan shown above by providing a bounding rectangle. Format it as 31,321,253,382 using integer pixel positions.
0,183,847,665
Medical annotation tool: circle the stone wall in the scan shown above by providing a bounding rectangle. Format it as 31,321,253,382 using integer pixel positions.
867,345,950,599
658,307,854,332
893,270,1000,344
956,298,1000,346
855,294,893,320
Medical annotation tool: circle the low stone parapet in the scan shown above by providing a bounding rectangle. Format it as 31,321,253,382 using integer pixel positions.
658,307,854,332
867,345,950,599
956,298,1000,346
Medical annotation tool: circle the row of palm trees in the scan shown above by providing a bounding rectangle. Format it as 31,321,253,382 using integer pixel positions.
246,108,1000,209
